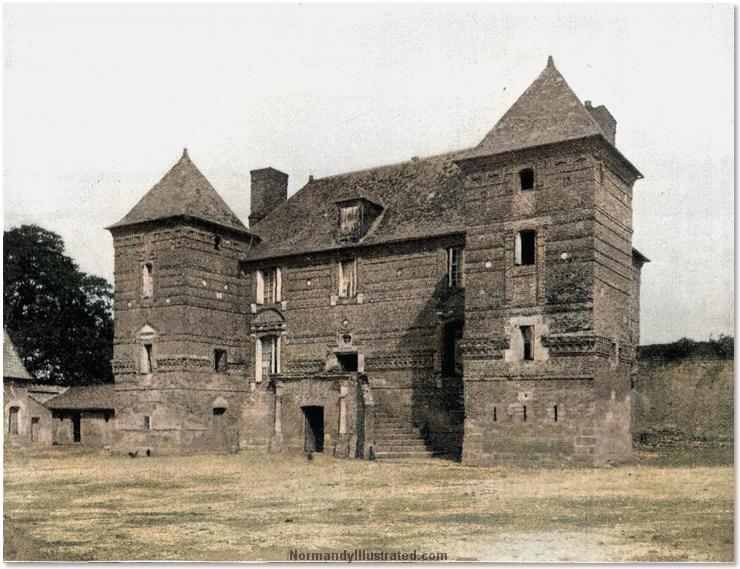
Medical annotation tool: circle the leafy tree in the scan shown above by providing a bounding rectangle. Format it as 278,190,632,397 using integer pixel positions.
4,225,113,385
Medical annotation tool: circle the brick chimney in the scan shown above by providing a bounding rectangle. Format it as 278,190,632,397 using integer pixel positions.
249,167,288,226
584,100,617,146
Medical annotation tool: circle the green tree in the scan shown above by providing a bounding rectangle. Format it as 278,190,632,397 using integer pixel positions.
4,224,113,385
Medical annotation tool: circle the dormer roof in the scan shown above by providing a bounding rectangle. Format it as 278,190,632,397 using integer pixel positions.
108,149,251,235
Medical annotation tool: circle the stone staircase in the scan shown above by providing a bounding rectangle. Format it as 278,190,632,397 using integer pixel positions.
372,412,434,460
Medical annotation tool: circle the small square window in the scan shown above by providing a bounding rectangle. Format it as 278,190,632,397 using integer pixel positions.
214,349,227,373
336,352,358,372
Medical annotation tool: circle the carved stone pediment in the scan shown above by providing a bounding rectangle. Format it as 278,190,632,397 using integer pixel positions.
252,308,286,333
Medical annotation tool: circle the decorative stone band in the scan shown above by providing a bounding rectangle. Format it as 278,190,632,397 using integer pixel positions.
547,334,614,358
112,359,136,374
285,359,325,374
365,350,434,371
459,339,508,360
157,355,212,371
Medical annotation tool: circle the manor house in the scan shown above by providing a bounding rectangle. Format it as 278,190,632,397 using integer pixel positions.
103,57,647,465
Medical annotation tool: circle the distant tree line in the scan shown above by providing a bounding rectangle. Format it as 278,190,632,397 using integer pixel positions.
638,335,734,362
4,225,113,385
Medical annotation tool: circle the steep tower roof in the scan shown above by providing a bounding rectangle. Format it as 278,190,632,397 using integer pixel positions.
464,56,608,159
108,149,250,234
4,328,33,381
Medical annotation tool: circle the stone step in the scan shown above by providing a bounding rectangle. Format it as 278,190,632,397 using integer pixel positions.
374,431,422,440
375,444,429,453
374,428,421,436
374,450,435,460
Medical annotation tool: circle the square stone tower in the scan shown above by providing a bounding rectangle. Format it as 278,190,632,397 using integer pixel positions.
455,57,643,465
106,149,258,454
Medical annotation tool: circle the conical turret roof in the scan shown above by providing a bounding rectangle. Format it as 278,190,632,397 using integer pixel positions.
109,149,249,234
465,56,608,159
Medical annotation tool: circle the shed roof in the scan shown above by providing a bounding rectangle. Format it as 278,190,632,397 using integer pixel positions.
108,149,251,236
45,384,116,411
3,328,33,381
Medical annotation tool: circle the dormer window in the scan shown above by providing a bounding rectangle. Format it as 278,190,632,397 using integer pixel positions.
339,204,361,239
519,168,535,191
335,196,383,243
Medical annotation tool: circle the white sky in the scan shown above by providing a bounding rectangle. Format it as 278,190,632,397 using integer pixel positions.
3,3,733,344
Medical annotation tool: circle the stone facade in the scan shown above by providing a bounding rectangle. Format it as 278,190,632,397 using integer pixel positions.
104,57,647,465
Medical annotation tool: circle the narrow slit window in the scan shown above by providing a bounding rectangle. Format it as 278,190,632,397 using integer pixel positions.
493,407,497,422
520,326,534,361
141,344,153,373
515,230,537,266
554,405,559,422
519,168,535,190
522,405,527,421
447,247,462,288
142,263,153,298
214,235,221,250
143,416,150,430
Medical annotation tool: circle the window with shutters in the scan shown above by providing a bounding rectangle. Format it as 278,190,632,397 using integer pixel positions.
515,230,536,266
520,325,535,361
141,343,153,374
256,268,281,304
338,259,357,298
142,263,153,298
255,336,280,383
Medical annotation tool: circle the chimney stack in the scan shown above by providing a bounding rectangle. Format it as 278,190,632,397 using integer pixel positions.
584,100,617,146
249,167,288,227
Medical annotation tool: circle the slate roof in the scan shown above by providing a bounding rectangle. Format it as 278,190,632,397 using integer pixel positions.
246,150,469,260
463,56,608,160
108,149,251,235
45,384,116,411
3,328,33,381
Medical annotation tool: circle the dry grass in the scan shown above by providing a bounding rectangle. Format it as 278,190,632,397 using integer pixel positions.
3,444,734,561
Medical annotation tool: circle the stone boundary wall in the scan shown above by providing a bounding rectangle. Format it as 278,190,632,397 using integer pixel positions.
633,339,734,440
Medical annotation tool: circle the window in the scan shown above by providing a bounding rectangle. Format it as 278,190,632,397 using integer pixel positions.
8,407,19,435
515,230,536,266
553,405,559,422
142,263,153,298
519,168,535,190
213,407,226,416
336,352,358,372
447,247,462,288
256,268,281,304
141,344,153,373
214,235,221,250
338,259,357,298
493,407,497,422
520,326,534,361
143,416,150,430
339,204,362,239
522,405,528,421
442,320,464,376
256,336,279,383
214,349,227,373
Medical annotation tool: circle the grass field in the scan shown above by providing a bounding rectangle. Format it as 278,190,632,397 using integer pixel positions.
3,443,734,562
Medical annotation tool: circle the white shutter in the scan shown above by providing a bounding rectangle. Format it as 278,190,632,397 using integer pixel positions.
514,233,522,266
275,336,281,374
338,262,346,297
275,267,282,302
255,338,263,383
256,270,264,304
